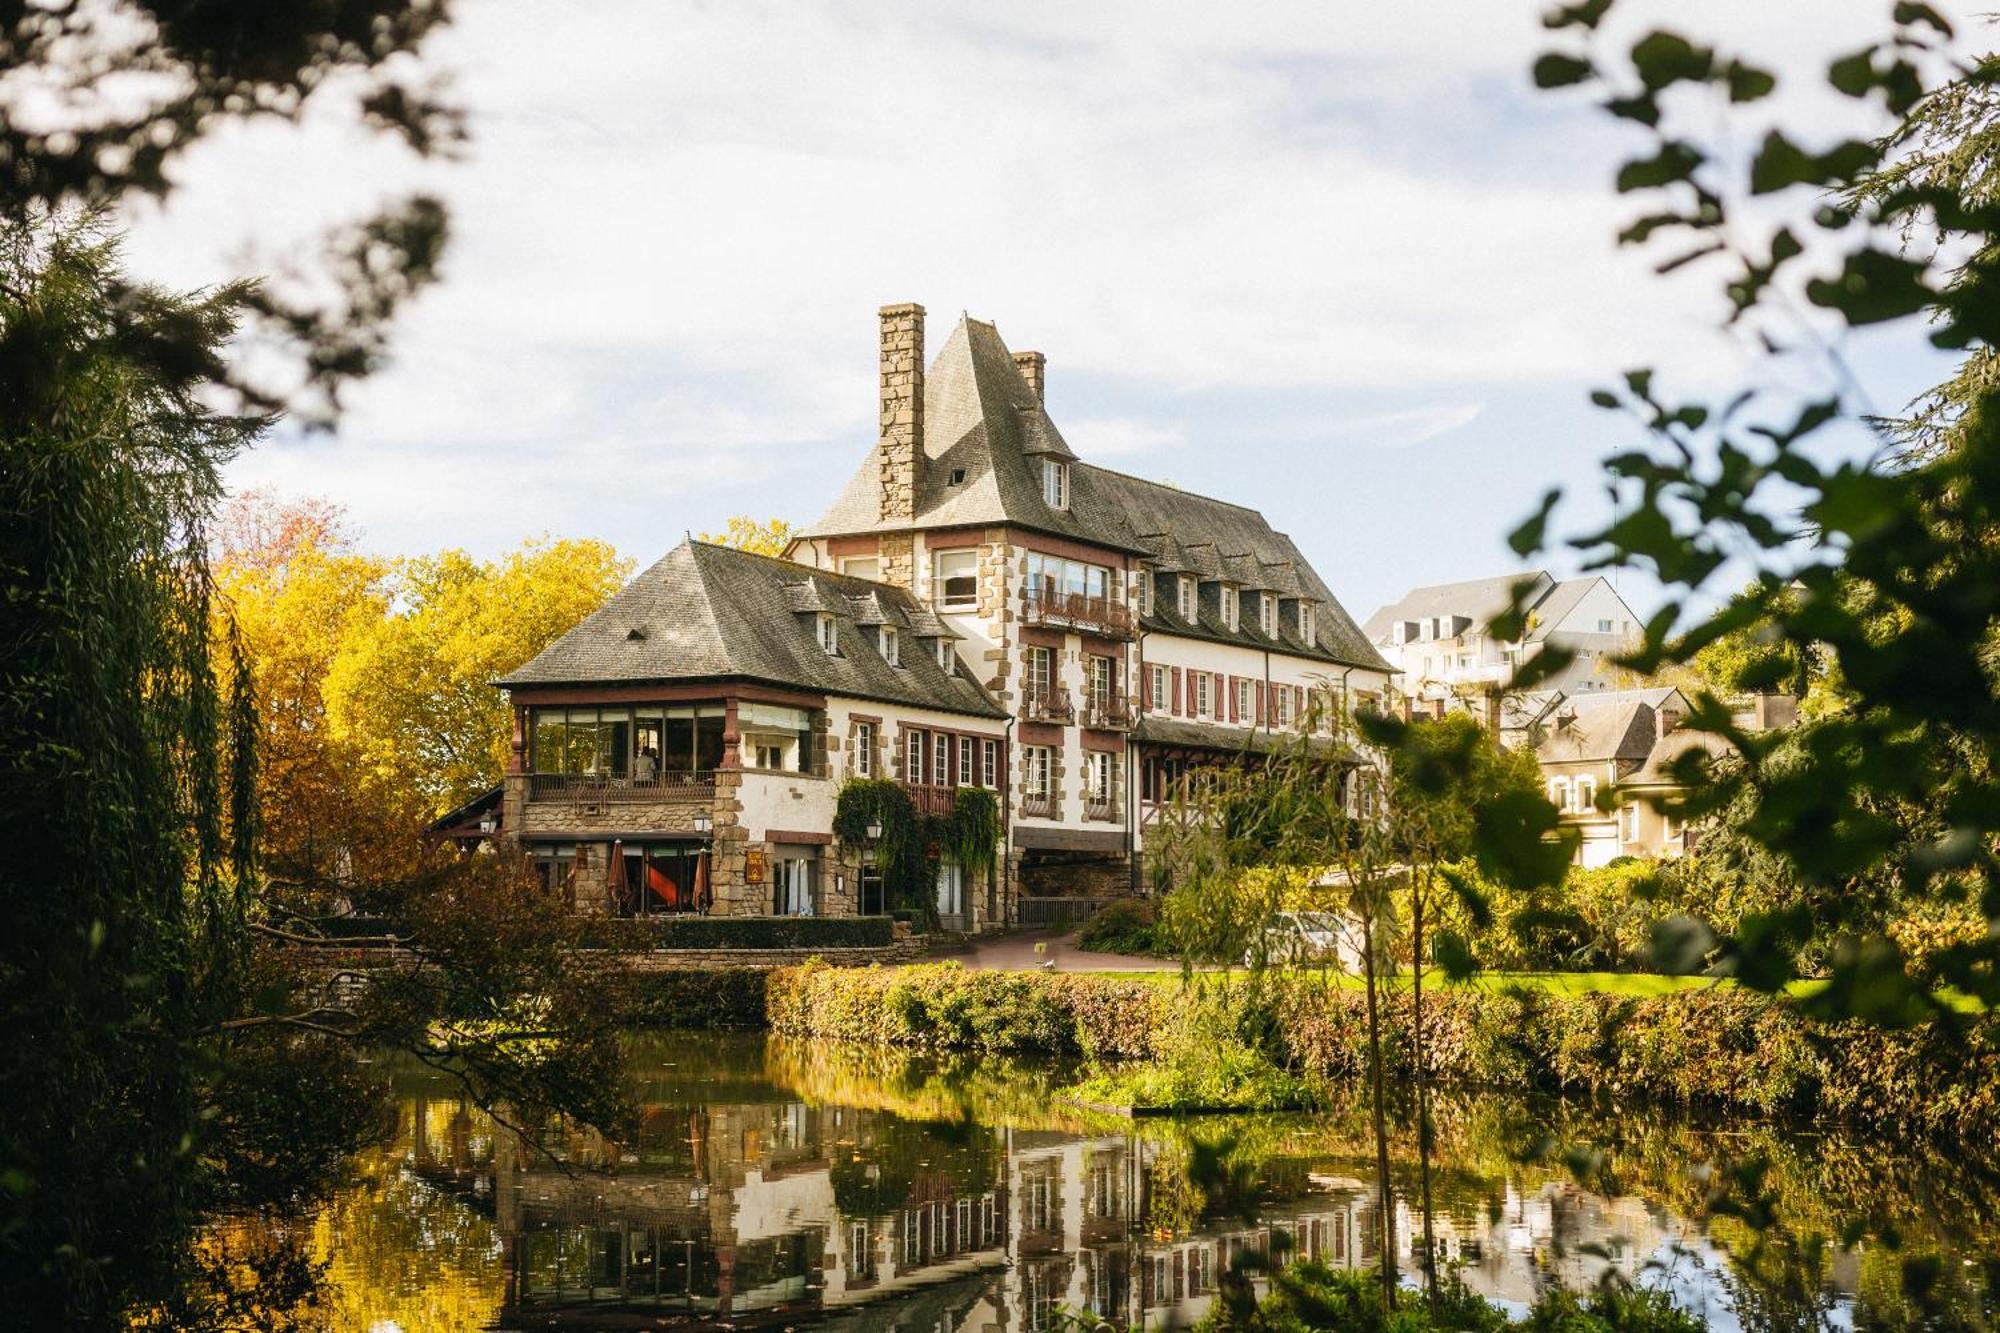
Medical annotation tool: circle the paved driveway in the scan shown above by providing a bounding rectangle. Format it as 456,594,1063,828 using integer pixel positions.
956,929,1182,973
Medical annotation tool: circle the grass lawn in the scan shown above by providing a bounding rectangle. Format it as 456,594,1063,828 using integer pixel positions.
1039,966,1709,996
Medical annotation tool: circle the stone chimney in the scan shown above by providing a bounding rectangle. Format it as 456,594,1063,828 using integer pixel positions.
878,302,925,522
1012,349,1046,403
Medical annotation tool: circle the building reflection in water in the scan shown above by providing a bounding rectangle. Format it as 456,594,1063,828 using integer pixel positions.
392,1065,1724,1331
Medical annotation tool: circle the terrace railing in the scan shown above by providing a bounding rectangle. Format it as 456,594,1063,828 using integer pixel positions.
528,771,716,802
1080,691,1134,730
900,783,958,818
1021,685,1074,725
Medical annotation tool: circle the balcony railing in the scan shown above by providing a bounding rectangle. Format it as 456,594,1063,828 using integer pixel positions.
901,783,958,818
528,771,716,802
1022,583,1136,638
1021,685,1074,725
1020,792,1059,819
1079,692,1134,730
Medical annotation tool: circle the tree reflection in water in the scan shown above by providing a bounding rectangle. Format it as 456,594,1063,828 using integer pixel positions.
222,1033,1998,1331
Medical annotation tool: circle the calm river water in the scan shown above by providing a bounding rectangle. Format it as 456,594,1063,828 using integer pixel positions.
269,1032,1996,1332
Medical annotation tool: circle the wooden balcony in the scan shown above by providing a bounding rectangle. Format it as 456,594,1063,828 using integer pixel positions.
1022,584,1136,638
1021,686,1074,725
1079,692,1135,731
900,782,958,817
528,771,715,802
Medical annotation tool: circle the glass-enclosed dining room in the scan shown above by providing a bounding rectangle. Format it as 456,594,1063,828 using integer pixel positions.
530,704,728,781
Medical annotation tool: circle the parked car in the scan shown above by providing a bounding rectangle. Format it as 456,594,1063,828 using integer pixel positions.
1245,911,1359,969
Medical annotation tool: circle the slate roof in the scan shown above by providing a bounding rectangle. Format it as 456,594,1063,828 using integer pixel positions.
1533,688,1688,766
1627,729,1729,787
1362,572,1612,646
1133,715,1356,761
497,541,1005,719
801,313,1389,674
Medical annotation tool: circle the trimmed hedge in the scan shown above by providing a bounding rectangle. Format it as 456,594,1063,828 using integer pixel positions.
582,914,895,950
613,968,768,1028
763,963,2000,1148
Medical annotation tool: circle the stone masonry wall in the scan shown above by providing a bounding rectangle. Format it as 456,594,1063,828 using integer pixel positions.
877,302,924,525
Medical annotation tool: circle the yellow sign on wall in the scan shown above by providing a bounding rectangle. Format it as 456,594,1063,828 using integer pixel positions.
745,848,766,883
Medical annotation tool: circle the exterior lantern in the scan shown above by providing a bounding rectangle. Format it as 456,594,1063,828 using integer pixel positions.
865,819,882,842
692,812,712,835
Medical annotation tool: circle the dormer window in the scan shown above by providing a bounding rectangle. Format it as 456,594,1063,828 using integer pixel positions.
1299,602,1316,643
1042,459,1069,510
817,613,839,655
1177,576,1197,621
879,626,901,667
1259,594,1278,637
936,640,954,675
1221,585,1239,632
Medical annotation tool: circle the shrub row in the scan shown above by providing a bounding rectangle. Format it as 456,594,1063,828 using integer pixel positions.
580,914,895,951
763,963,2000,1147
612,967,768,1028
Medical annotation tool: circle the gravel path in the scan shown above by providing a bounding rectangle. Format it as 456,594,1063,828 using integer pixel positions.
953,929,1181,973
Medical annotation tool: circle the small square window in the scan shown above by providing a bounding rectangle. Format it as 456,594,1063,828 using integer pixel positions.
934,549,978,610
948,467,967,485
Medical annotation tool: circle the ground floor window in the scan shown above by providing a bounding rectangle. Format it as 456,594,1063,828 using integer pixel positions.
531,845,576,893
617,843,708,916
773,852,818,916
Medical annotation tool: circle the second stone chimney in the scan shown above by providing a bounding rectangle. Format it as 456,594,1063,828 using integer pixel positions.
878,303,925,522
1013,349,1046,403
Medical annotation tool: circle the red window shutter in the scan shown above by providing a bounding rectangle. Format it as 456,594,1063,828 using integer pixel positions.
1227,676,1239,722
1170,667,1183,716
1141,663,1153,708
1256,681,1266,724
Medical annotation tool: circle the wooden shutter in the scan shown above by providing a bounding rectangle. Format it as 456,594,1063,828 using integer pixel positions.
1227,676,1239,722
1256,681,1266,725
1170,666,1183,716
1141,664,1153,708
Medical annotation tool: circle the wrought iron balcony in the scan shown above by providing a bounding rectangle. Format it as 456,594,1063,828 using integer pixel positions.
1021,582,1136,638
527,771,715,802
1079,691,1135,731
1021,685,1074,725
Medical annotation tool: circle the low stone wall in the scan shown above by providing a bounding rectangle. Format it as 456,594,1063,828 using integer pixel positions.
617,941,927,971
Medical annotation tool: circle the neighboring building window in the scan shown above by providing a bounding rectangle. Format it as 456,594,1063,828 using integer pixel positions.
1235,678,1254,722
1576,776,1597,811
908,729,927,784
1178,575,1197,621
1024,745,1053,797
1194,671,1214,719
936,639,954,674
1139,567,1154,617
841,555,881,580
817,613,839,655
1548,777,1570,810
1275,685,1293,727
1025,644,1054,701
1259,594,1278,636
1042,459,1069,509
1598,618,1614,633
935,548,978,609
982,738,998,788
1299,602,1316,642
754,742,782,769
936,858,965,918
1087,654,1116,713
1621,803,1638,841
1220,585,1239,631
1148,663,1168,710
934,733,951,785
958,736,975,788
879,625,900,666
1085,750,1114,804
854,721,876,779
1664,812,1684,840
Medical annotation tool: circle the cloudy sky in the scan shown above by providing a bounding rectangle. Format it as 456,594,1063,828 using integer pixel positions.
126,1,1987,622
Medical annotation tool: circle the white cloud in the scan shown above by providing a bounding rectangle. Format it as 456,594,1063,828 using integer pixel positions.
104,0,1994,558
1063,416,1186,458
1317,402,1488,447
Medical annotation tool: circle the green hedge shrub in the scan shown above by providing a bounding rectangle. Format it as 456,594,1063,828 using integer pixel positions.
763,963,2000,1147
614,968,768,1028
1075,900,1161,956
581,915,895,950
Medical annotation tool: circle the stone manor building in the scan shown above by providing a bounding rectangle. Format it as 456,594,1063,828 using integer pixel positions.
483,303,1392,928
